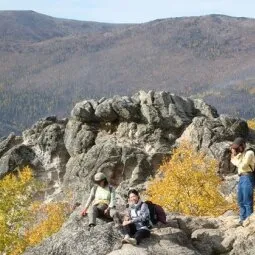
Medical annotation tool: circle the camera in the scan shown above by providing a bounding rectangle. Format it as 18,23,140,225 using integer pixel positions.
233,147,242,154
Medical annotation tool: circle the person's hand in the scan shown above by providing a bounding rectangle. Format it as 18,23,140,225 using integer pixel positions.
81,208,87,216
123,215,130,221
122,220,131,226
231,148,237,157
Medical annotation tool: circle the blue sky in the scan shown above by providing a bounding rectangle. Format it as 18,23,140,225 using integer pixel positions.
1,0,255,23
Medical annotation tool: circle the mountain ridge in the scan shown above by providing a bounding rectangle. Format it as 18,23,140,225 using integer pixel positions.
0,11,255,137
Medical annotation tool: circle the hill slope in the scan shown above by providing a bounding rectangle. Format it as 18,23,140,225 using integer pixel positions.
0,11,255,136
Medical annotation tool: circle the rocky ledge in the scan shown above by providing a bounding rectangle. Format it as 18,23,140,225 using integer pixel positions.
24,211,255,255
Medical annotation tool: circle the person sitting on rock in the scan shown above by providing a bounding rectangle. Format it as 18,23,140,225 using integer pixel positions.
122,189,151,245
81,172,118,229
231,137,255,224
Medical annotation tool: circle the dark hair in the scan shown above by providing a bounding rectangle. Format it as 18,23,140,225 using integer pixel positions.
128,189,139,198
232,137,246,146
231,137,246,153
232,145,244,154
95,178,108,187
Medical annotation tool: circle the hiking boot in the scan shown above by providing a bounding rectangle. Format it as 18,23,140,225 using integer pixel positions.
123,237,137,246
121,234,130,244
238,220,243,225
127,237,137,245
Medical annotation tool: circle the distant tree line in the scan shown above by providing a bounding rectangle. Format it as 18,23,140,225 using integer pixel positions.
0,89,66,136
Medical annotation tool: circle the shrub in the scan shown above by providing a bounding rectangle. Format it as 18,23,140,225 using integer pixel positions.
0,166,37,254
24,202,70,246
0,166,71,255
145,142,234,216
247,118,255,130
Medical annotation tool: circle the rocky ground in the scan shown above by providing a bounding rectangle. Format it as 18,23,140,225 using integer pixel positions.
23,210,255,255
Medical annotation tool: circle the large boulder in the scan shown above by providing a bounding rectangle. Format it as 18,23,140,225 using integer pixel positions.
0,132,23,158
111,95,140,121
64,119,97,157
0,144,36,177
22,117,70,199
177,114,249,175
95,99,118,122
71,100,98,122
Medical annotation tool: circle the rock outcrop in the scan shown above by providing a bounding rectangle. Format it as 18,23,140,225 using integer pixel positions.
0,90,254,254
0,91,250,198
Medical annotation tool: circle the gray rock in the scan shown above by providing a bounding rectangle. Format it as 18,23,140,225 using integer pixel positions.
0,144,36,177
64,119,96,156
24,215,123,255
193,98,218,119
24,212,255,255
174,215,220,236
71,100,98,122
191,229,226,255
0,132,22,158
64,140,123,190
111,96,140,121
22,117,70,199
24,212,201,255
95,99,118,122
177,115,249,175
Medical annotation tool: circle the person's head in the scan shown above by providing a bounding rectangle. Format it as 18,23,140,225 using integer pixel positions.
127,189,140,205
231,137,246,154
94,172,108,187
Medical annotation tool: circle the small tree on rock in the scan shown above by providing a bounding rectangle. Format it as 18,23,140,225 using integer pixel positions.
145,142,233,216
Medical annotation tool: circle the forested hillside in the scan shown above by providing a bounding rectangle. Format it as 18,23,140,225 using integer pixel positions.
1,11,255,136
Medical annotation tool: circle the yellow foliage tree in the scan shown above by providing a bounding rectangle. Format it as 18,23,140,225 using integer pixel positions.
247,118,255,130
0,166,71,255
24,202,70,246
0,166,37,254
145,142,233,216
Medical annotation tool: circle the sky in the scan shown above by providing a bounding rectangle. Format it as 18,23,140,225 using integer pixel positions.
1,0,255,23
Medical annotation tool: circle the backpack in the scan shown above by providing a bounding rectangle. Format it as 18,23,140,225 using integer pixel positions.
245,148,255,173
144,201,167,225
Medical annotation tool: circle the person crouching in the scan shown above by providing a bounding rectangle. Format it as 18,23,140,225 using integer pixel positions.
81,172,118,229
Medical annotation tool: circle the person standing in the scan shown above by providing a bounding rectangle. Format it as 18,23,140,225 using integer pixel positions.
122,189,151,245
81,172,118,229
231,137,255,224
